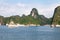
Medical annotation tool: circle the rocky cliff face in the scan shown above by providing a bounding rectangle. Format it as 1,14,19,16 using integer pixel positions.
0,16,4,25
30,8,39,18
29,8,51,25
52,6,60,25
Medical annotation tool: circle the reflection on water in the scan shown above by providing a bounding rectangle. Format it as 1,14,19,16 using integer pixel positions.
0,26,60,40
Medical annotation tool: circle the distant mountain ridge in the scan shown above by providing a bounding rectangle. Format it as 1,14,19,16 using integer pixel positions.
0,8,51,25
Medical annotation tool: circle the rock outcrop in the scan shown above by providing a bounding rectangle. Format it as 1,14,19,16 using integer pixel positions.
30,8,39,18
52,6,60,25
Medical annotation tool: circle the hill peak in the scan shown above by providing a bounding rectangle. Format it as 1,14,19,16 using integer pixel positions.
30,8,39,18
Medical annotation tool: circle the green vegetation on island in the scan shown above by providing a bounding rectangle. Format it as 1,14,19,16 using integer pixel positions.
0,8,51,25
52,6,60,25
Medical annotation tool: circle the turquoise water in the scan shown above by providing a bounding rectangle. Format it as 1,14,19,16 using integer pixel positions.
0,26,60,40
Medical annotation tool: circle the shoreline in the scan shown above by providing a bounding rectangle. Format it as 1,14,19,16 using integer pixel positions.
0,24,60,28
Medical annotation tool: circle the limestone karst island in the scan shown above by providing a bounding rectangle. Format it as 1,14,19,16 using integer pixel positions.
0,6,60,28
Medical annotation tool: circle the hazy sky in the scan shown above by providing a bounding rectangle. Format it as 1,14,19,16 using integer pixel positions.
0,0,60,18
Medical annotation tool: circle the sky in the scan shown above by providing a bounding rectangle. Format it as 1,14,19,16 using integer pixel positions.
0,0,60,18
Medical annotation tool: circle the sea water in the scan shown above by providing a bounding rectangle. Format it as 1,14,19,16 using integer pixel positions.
0,25,60,40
